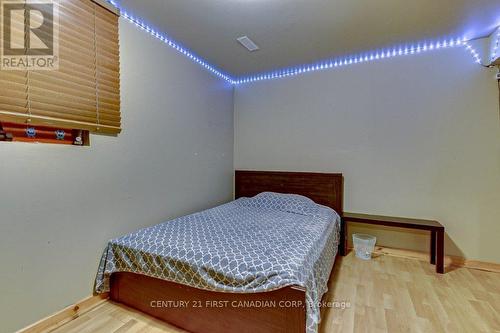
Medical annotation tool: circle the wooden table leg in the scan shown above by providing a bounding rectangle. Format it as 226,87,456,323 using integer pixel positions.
436,230,444,274
430,231,436,265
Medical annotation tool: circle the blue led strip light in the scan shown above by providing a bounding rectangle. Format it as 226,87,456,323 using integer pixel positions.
491,28,500,63
463,41,483,65
234,38,486,84
107,1,489,85
106,0,236,84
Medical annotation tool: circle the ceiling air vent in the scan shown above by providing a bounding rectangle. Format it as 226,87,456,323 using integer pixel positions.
237,36,260,52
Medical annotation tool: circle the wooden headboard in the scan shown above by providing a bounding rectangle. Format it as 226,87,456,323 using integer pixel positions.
235,170,343,215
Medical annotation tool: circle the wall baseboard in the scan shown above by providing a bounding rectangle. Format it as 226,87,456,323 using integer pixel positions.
451,258,500,273
358,245,500,273
16,293,109,333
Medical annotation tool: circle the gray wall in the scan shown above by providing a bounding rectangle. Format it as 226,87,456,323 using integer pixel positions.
0,19,234,332
234,47,500,263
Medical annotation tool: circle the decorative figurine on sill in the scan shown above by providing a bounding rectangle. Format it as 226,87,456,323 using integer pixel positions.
55,129,65,140
73,129,84,145
26,127,36,138
0,124,13,142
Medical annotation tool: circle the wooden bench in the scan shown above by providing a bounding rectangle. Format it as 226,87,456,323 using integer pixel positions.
340,212,445,273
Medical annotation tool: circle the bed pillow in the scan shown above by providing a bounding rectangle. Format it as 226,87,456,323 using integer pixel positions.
237,192,321,216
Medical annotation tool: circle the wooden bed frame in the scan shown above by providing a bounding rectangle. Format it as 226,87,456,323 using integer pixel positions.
110,170,344,333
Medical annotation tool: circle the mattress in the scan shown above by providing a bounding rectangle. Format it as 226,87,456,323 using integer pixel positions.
95,192,341,333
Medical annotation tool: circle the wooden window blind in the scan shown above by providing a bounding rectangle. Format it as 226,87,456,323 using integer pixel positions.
0,0,121,135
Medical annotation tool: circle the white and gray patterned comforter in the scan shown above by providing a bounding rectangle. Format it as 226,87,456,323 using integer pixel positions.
95,192,341,333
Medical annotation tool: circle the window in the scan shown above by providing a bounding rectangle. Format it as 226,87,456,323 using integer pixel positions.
0,0,121,144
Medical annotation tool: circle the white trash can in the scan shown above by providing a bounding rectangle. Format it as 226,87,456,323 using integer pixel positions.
352,233,376,260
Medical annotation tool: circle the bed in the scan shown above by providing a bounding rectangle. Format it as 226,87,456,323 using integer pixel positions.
95,170,344,333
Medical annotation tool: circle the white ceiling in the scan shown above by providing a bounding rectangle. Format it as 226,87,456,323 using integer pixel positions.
117,0,500,76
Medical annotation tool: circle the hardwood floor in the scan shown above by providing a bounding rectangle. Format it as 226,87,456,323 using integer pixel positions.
51,253,500,333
